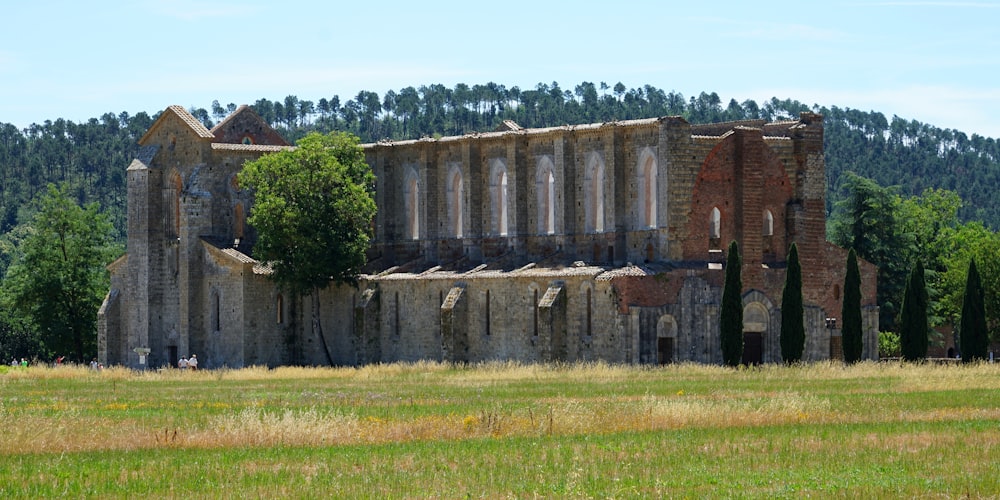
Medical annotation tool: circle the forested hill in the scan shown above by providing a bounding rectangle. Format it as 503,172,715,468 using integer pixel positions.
2,82,999,239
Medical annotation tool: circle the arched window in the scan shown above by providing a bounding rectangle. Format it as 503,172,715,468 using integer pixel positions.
233,202,244,245
536,157,556,235
211,289,221,333
710,207,721,239
489,160,509,236
585,154,605,233
276,294,284,324
638,150,657,228
404,167,420,240
763,210,774,236
447,165,464,238
168,171,182,238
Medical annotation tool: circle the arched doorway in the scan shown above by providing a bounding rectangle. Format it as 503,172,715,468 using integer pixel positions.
742,302,769,365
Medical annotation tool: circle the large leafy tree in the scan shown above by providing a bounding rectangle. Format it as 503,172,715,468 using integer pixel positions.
899,260,929,361
959,259,989,362
1,184,119,362
841,248,864,363
237,131,376,365
828,172,913,332
780,243,805,363
939,222,1000,347
720,240,743,367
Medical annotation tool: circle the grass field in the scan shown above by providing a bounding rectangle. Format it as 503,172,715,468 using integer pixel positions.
0,361,997,498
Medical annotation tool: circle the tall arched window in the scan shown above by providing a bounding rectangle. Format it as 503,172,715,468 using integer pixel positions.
276,294,284,324
638,149,657,228
168,171,182,238
404,167,420,240
489,160,508,236
211,289,221,333
585,154,605,233
447,165,464,238
536,157,556,235
233,202,244,245
710,207,721,239
763,210,774,236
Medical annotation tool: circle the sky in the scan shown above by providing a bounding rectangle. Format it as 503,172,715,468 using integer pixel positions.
2,0,999,137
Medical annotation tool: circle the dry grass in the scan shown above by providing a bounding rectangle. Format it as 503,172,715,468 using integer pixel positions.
3,360,998,455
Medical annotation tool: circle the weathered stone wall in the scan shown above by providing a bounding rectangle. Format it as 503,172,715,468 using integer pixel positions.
102,106,880,369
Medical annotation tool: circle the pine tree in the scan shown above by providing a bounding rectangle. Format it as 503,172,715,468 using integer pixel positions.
780,243,805,363
841,248,864,363
959,258,989,362
899,260,928,361
720,240,744,366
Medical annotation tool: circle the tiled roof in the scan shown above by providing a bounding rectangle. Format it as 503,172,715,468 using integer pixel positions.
211,143,291,153
368,262,607,281
126,145,159,171
166,105,215,139
220,247,257,265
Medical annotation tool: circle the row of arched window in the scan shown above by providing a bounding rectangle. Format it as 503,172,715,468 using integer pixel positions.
708,208,776,239
401,149,659,240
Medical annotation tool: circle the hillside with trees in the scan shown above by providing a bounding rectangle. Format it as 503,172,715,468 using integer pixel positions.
2,82,999,239
2,81,999,361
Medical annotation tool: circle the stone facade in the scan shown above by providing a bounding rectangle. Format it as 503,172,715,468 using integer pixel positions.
99,106,879,369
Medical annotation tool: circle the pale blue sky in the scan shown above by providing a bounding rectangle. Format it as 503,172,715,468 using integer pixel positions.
3,0,999,137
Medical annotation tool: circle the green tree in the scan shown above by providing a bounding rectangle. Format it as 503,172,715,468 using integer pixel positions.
939,222,1000,347
780,243,804,363
720,240,743,366
842,248,864,363
237,131,376,365
899,260,929,361
828,172,913,332
1,184,118,362
959,258,989,362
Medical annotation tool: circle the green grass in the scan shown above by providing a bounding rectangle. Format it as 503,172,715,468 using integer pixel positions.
1,361,998,498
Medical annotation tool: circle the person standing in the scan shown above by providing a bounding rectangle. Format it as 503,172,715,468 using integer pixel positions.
188,354,198,370
178,356,188,369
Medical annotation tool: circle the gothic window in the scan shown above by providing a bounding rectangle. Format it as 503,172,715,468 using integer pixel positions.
489,160,509,236
404,167,420,240
276,294,284,324
710,207,721,239
638,150,657,228
447,165,464,238
168,171,182,238
536,157,556,235
211,289,221,333
233,202,244,245
485,289,492,336
585,154,605,233
763,210,774,236
533,288,539,337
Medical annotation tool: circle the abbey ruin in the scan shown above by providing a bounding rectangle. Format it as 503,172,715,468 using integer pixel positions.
98,105,879,369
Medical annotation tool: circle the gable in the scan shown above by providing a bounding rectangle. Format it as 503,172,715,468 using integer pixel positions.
210,105,289,146
138,105,215,147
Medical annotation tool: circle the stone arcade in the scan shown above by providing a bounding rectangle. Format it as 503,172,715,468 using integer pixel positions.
98,105,879,369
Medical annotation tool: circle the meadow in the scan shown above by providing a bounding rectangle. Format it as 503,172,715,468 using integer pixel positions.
0,361,997,498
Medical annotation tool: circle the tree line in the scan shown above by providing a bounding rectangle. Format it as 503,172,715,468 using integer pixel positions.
1,81,999,362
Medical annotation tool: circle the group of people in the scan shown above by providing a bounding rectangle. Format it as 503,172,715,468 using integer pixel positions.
8,358,28,367
177,354,198,370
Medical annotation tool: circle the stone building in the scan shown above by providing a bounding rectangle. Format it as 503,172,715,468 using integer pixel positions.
98,105,879,369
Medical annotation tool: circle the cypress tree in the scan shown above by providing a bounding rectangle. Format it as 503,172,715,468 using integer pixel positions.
841,248,864,363
780,243,805,363
720,240,744,366
960,258,989,362
899,260,928,361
